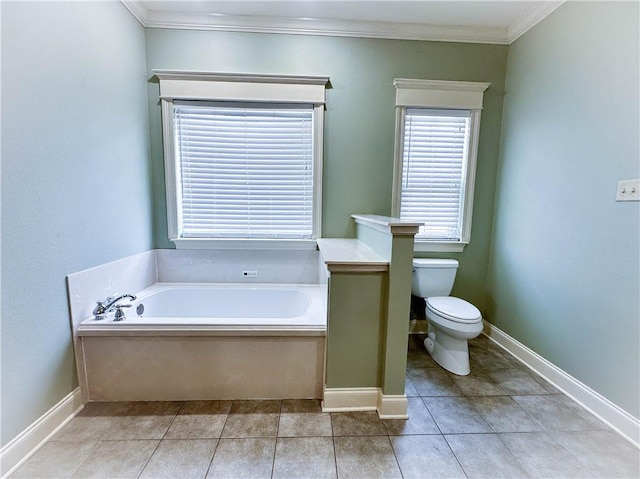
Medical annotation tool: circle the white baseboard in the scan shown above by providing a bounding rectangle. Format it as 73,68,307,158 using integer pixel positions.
0,388,84,478
377,394,409,419
322,386,408,419
483,321,640,448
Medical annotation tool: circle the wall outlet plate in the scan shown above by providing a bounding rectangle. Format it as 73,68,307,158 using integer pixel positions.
616,179,640,202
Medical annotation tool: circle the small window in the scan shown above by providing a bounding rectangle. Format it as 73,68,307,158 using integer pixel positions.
392,79,490,252
156,71,328,249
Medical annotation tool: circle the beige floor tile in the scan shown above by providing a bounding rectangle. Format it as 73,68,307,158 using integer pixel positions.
221,413,279,438
165,414,228,439
102,415,175,440
207,437,275,479
404,375,420,397
50,416,121,442
449,369,507,396
406,348,437,369
11,441,98,478
499,432,591,478
391,435,466,479
229,399,281,414
334,436,402,479
279,412,332,437
487,368,553,395
125,401,183,416
180,400,232,415
71,440,158,479
383,397,439,435
470,347,520,370
407,368,463,397
281,399,323,413
469,396,544,432
77,401,135,417
555,431,640,478
139,439,217,479
445,433,529,478
165,400,231,439
331,411,387,436
513,395,608,432
273,437,337,479
423,396,492,434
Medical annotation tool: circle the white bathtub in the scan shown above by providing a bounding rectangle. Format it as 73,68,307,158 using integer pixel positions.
76,282,327,401
78,282,326,336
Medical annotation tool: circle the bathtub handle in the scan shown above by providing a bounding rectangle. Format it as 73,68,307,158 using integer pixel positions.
113,304,131,322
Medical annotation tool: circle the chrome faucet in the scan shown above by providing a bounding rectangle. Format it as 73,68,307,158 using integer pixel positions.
92,294,136,320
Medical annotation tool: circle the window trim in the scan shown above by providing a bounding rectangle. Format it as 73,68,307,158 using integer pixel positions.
155,70,328,250
391,79,490,253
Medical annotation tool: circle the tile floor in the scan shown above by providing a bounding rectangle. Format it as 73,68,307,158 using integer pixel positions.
11,335,640,478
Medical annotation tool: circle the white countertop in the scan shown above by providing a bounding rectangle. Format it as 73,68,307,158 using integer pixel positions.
351,214,422,235
316,238,388,273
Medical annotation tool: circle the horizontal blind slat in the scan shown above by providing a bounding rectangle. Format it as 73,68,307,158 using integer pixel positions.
399,109,471,241
175,103,315,239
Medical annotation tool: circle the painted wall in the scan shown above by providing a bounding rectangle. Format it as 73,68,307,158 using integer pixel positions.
145,29,508,311
1,1,153,445
487,2,639,418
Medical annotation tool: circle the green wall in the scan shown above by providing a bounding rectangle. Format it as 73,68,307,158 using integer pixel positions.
487,2,639,418
145,29,508,312
1,1,153,446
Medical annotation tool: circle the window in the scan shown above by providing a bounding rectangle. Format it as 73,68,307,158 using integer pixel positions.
392,79,490,252
155,71,328,249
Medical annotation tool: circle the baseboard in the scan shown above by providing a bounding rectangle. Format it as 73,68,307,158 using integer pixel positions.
483,321,640,448
377,394,409,419
0,388,84,478
322,386,408,419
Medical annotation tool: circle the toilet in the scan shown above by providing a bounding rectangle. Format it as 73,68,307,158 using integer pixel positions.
411,258,483,375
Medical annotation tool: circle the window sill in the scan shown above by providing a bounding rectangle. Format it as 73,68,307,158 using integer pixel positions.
414,241,467,253
172,238,318,251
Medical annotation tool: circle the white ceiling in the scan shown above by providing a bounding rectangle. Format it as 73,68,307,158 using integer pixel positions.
124,0,565,44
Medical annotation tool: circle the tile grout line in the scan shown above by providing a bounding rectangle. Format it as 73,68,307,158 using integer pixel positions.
67,439,101,479
269,400,282,479
136,401,184,479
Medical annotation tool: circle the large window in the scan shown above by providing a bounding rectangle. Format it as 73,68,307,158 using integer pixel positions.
156,71,328,249
392,79,490,252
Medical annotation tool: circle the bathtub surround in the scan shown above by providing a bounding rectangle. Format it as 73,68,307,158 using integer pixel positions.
155,249,319,284
66,249,327,403
319,215,420,418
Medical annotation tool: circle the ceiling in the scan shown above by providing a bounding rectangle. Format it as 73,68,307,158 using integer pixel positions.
123,0,565,44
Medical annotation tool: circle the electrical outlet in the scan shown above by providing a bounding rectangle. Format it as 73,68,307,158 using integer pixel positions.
616,179,640,202
242,270,258,278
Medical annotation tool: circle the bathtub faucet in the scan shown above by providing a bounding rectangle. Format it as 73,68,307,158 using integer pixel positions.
92,294,136,320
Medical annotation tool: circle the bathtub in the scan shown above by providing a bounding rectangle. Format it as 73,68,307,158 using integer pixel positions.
76,282,327,401
78,282,326,335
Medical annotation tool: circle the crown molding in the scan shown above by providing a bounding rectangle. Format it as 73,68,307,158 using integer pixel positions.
508,0,565,43
121,1,564,45
120,0,147,26
120,1,510,44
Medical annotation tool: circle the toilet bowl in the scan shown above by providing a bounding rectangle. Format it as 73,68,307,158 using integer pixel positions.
412,259,483,375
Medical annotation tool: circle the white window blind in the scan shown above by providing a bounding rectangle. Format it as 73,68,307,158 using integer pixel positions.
173,102,314,239
400,108,471,241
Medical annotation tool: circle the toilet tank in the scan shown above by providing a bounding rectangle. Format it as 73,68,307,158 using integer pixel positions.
411,259,459,297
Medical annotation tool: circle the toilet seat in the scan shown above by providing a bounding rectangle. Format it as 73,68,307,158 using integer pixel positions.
426,297,482,324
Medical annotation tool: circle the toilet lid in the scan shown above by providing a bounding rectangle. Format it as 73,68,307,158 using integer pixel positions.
427,297,482,323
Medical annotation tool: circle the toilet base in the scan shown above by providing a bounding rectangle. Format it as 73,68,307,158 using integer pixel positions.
424,331,471,376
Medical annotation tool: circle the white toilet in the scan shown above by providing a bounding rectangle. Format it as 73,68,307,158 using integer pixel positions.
411,259,483,375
